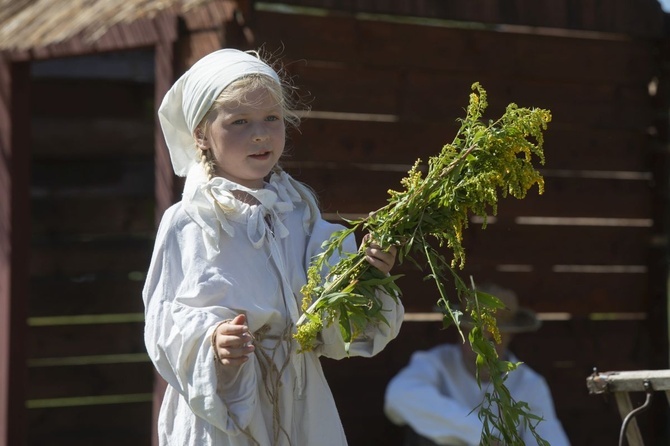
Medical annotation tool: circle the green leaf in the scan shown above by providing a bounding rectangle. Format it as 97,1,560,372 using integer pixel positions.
474,290,506,310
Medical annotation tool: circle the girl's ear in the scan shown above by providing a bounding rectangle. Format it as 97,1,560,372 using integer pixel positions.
194,128,209,149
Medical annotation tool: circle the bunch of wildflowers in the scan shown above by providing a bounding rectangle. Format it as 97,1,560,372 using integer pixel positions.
295,83,552,445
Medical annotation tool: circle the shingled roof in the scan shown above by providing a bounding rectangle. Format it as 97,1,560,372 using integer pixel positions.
0,0,218,51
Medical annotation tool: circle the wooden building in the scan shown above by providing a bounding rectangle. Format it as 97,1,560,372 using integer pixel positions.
1,0,669,444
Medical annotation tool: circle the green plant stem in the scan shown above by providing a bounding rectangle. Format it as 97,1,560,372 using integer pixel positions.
296,255,368,326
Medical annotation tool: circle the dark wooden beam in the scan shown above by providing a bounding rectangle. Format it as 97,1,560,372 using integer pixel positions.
0,54,31,446
151,12,179,446
154,12,180,219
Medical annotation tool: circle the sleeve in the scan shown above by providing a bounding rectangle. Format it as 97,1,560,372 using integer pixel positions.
384,350,483,446
304,218,404,360
520,374,571,446
142,207,258,434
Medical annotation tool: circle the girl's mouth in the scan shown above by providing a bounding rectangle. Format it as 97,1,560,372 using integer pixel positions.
249,151,271,160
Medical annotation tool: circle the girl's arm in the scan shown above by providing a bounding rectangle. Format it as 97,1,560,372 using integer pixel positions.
143,207,258,434
305,219,405,359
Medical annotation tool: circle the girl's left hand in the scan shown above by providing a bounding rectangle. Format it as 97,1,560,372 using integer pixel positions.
363,234,397,274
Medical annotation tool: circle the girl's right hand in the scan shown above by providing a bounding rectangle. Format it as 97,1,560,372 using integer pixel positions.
362,233,397,275
212,314,255,366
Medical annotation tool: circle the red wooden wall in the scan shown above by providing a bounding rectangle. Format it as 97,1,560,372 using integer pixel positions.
0,55,31,446
1,0,668,445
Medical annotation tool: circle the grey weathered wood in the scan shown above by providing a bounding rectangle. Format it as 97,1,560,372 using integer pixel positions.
587,370,670,394
587,370,670,446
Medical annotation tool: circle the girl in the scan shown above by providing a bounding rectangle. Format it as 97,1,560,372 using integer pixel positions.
143,48,404,446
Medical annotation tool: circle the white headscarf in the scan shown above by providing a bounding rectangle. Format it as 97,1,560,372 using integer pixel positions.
158,48,281,176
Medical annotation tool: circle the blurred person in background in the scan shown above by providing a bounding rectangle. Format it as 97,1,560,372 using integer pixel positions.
384,283,570,446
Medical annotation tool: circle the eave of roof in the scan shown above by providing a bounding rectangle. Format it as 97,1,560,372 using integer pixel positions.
0,0,214,51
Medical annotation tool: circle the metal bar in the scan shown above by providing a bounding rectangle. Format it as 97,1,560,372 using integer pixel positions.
614,392,645,446
618,381,653,446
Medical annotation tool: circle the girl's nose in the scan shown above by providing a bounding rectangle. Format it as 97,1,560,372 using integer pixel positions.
252,125,270,142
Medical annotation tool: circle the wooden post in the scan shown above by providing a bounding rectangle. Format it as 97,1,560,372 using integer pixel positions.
0,54,31,446
154,28,180,216
151,13,179,446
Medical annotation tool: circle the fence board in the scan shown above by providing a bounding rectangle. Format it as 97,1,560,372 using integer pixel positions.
27,402,152,446
401,74,651,130
462,223,651,266
32,157,154,194
30,276,145,317
392,267,649,314
27,362,153,400
366,220,651,266
30,239,153,277
472,177,652,218
32,79,154,119
289,120,651,171
287,62,651,130
270,0,664,36
286,167,653,219
32,117,154,157
542,124,651,171
32,196,155,237
286,61,402,115
28,323,145,359
256,12,656,83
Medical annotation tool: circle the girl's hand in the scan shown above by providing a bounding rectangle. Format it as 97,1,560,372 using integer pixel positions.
212,314,255,366
363,233,397,274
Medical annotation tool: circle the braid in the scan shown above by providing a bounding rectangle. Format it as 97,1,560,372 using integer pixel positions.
199,148,217,180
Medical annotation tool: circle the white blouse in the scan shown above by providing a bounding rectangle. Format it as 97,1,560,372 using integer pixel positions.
143,165,404,446
384,344,571,446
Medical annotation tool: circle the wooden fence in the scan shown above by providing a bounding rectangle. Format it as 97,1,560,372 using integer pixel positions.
3,0,669,445
253,2,670,444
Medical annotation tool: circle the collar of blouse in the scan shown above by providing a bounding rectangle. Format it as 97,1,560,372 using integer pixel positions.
181,164,310,256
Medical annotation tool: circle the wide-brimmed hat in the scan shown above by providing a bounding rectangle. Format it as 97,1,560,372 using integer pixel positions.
452,283,541,333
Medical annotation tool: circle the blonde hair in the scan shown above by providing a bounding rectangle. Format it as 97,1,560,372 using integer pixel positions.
204,72,300,127
195,58,320,228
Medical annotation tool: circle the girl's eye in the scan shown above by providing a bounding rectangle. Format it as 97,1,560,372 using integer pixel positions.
232,119,247,125
266,115,280,122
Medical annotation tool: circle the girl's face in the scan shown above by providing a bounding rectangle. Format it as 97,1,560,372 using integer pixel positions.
203,87,285,188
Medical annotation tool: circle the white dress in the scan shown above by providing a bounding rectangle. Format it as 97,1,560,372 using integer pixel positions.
143,165,404,446
384,344,571,446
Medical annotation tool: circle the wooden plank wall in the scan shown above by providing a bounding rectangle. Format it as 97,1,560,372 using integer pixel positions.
248,1,670,445
27,56,156,446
